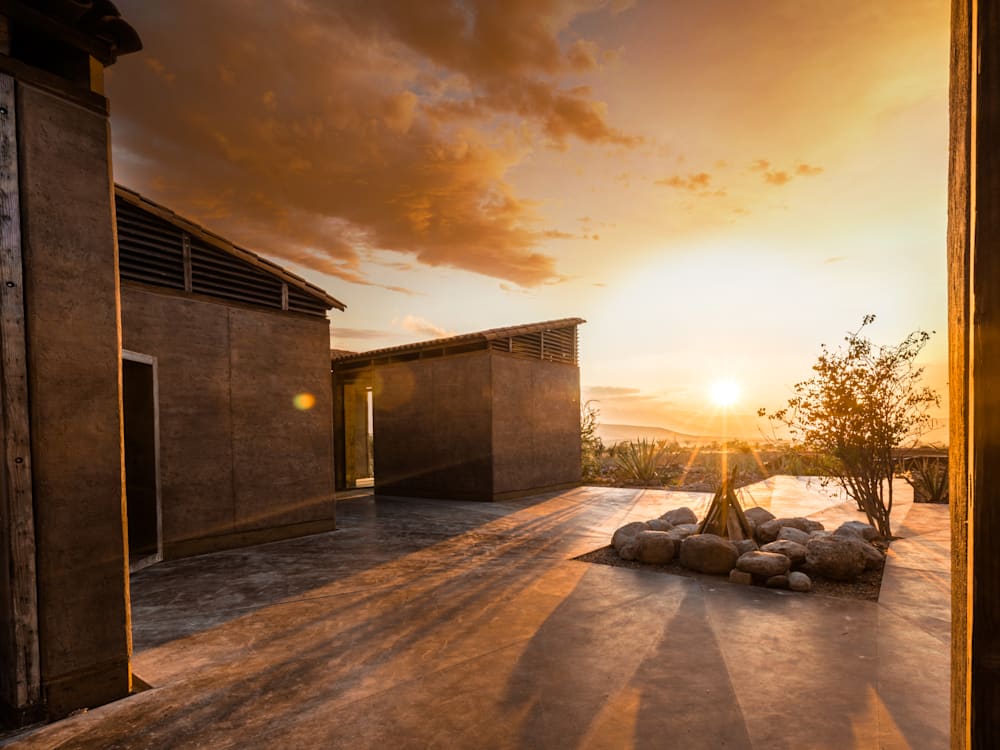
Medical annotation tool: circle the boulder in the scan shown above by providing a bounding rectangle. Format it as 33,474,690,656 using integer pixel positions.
673,523,699,535
760,540,808,567
612,521,648,552
617,539,640,561
860,542,885,570
733,539,759,557
756,519,783,544
660,507,698,526
788,571,812,592
834,521,879,543
776,527,812,546
646,518,674,532
634,531,676,564
729,569,753,585
744,507,775,527
766,574,789,589
810,530,832,539
777,517,824,533
679,534,739,575
805,536,866,581
736,551,791,578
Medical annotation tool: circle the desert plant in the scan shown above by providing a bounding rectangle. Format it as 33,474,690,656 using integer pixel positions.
580,400,603,481
759,315,940,537
614,438,668,485
898,455,949,503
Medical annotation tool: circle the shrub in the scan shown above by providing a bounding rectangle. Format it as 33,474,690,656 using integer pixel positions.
614,438,668,485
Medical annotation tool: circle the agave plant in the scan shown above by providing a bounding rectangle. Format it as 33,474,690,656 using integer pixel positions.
898,455,949,504
614,438,668,485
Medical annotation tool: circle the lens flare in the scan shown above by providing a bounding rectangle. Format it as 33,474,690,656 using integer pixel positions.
293,392,316,410
709,379,740,407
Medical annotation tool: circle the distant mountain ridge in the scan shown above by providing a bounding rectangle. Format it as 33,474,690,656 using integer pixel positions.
597,423,713,446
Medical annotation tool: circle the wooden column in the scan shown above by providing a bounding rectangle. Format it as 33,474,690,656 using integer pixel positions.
950,0,1000,744
0,71,40,720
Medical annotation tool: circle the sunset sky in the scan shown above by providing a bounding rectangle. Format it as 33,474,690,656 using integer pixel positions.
108,0,951,438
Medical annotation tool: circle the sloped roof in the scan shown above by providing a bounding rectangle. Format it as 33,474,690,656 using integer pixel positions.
332,317,585,364
115,185,345,311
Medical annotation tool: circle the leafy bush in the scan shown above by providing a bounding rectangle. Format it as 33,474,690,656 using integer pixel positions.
760,315,940,537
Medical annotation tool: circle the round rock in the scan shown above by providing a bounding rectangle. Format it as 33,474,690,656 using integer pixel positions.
766,574,789,589
788,571,812,592
776,517,824,533
679,534,739,575
760,539,808,567
733,538,759,557
805,536,866,581
834,521,879,542
646,518,674,532
612,521,648,552
744,506,776,526
756,519,783,544
736,550,791,578
860,541,885,570
776,527,811,546
634,531,675,564
660,507,698,526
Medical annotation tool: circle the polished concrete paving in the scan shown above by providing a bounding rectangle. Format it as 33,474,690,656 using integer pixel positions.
3,478,949,749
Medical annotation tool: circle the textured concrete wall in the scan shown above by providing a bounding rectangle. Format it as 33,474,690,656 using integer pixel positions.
373,353,493,499
490,354,581,498
122,285,335,557
17,82,130,717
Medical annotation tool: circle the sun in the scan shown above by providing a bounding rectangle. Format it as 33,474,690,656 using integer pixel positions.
709,378,741,407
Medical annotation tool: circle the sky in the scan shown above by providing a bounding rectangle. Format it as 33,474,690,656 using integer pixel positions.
108,0,951,439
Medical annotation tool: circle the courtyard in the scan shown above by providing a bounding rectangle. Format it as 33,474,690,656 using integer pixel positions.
2,478,948,749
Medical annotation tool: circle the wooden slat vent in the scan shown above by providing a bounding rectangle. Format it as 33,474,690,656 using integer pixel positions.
115,198,330,317
189,237,283,309
488,325,578,364
116,199,185,290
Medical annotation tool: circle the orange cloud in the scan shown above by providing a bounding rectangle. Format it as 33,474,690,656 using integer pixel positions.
655,172,712,191
108,0,636,288
763,170,792,186
796,163,824,176
397,315,454,338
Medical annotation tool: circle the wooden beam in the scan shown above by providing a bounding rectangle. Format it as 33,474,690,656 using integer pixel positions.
181,233,191,293
0,71,40,710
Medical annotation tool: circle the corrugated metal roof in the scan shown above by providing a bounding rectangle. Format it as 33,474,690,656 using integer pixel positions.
332,317,585,364
115,185,346,311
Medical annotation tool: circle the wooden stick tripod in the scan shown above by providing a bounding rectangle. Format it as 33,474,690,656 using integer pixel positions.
697,467,754,540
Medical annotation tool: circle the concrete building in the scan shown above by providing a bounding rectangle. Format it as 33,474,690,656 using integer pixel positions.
333,319,584,501
114,187,343,563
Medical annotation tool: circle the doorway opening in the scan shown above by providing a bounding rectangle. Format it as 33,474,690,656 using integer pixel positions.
122,350,162,571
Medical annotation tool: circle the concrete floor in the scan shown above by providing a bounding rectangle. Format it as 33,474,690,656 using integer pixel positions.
2,478,949,749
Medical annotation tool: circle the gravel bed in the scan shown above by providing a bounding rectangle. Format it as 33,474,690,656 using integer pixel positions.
574,545,885,602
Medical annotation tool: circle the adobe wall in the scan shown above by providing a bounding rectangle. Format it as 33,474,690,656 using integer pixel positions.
490,354,581,498
372,352,493,499
121,285,335,557
15,82,130,717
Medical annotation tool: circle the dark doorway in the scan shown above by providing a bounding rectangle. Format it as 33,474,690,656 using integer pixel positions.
122,352,161,570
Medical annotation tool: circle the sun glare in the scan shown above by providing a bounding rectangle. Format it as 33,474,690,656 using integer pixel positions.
709,378,740,407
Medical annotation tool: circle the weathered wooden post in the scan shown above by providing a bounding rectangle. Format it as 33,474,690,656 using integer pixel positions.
0,0,140,726
950,1,1000,745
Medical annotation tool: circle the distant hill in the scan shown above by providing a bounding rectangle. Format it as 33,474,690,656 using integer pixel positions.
597,423,712,446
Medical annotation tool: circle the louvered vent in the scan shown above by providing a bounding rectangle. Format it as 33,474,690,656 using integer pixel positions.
189,237,283,310
288,285,330,316
116,199,186,290
489,326,578,365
